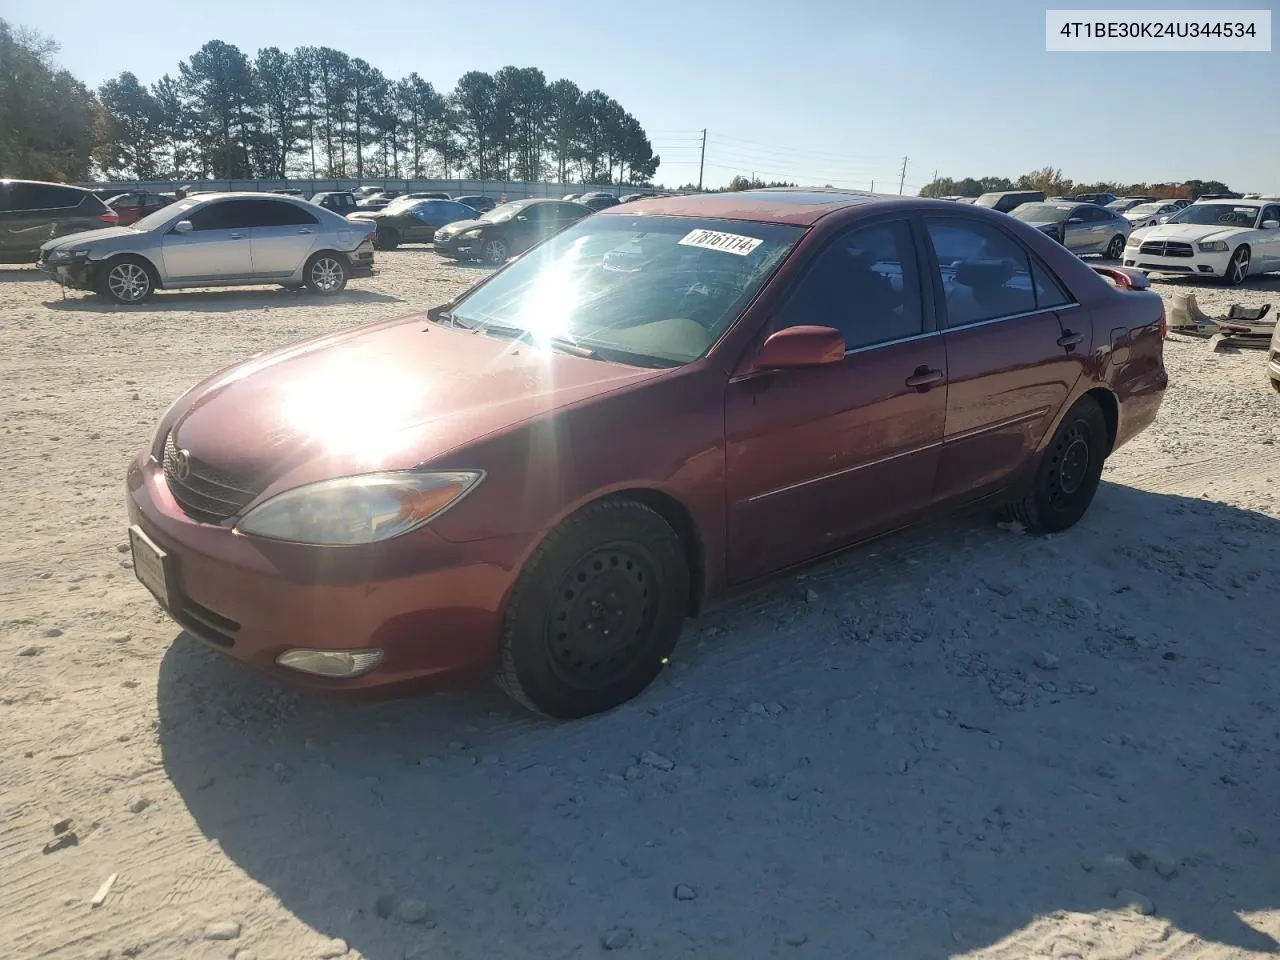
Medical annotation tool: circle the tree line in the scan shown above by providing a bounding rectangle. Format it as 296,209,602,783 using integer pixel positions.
921,166,1234,201
1,19,660,186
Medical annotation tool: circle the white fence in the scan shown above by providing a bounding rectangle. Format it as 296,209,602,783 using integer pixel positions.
81,178,657,200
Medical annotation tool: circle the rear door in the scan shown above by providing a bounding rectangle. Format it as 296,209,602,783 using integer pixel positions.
725,216,947,582
160,198,255,281
922,216,1085,504
246,199,320,276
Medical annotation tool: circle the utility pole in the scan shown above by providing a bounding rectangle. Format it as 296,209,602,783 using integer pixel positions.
898,155,909,195
870,179,875,192
697,128,707,192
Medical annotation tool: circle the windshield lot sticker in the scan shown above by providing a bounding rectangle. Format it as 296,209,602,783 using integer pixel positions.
678,229,763,256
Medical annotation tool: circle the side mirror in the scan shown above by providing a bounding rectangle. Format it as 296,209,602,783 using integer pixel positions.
1263,220,1279,230
749,326,846,373
515,214,529,222
1157,215,1172,223
173,219,194,234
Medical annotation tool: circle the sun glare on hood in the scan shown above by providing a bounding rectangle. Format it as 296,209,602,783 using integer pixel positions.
280,359,430,465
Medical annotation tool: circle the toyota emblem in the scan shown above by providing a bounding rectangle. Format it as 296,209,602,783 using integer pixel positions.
170,448,192,482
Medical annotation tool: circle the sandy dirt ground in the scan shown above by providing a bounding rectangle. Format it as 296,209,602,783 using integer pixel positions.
2,250,1279,960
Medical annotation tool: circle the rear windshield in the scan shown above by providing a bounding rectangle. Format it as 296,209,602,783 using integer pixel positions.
450,214,804,366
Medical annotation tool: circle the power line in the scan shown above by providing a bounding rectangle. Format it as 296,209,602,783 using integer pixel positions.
708,132,904,166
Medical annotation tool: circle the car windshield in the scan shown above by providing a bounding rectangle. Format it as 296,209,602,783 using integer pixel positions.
1168,204,1260,227
1010,203,1074,222
479,202,526,223
133,198,200,231
448,215,804,366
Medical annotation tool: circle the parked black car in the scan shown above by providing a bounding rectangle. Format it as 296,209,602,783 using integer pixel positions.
0,180,119,263
579,193,621,211
433,199,592,264
454,195,496,213
350,198,478,249
974,189,1046,213
310,191,359,215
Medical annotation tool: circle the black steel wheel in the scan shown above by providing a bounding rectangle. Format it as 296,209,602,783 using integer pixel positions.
497,499,690,718
1005,395,1108,534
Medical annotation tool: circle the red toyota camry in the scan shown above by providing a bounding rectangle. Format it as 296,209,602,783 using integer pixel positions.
126,189,1167,718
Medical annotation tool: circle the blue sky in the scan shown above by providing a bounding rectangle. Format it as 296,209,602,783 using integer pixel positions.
2,0,1276,191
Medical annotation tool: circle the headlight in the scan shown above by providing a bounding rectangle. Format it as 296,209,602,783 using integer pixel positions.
1125,235,1142,246
234,471,483,545
461,228,484,238
49,249,90,262
1197,240,1229,253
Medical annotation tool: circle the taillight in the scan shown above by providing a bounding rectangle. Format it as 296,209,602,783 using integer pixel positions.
1158,304,1167,339
366,231,377,244
98,211,119,225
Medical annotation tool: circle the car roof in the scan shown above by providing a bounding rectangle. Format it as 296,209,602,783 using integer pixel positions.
596,188,893,226
0,178,90,190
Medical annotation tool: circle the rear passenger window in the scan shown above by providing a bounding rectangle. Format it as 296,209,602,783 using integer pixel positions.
1031,258,1072,309
251,200,319,227
8,183,83,210
924,219,1037,326
778,219,923,350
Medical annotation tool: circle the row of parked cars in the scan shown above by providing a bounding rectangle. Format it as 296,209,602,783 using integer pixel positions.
951,189,1280,286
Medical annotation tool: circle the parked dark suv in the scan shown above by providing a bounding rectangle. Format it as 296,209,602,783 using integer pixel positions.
0,180,118,263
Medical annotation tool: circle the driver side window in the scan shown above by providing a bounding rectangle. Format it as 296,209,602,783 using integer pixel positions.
776,219,923,350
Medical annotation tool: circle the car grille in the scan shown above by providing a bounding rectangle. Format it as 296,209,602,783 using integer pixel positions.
1138,240,1193,257
163,431,264,524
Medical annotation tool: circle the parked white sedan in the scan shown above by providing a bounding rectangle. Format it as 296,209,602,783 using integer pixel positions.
1123,200,1280,285
1122,201,1183,230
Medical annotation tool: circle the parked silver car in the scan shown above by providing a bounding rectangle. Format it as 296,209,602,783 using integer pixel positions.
1007,201,1131,259
37,193,376,304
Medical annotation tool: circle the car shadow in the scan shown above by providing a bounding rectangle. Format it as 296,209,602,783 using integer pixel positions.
41,287,404,312
1152,273,1280,293
0,266,46,281
157,482,1280,958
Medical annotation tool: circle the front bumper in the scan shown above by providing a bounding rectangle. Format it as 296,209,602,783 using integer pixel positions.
125,453,528,691
38,257,98,290
433,234,481,259
1122,246,1231,277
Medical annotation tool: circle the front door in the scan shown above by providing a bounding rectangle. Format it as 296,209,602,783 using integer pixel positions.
725,217,947,583
921,216,1086,504
1256,205,1280,270
161,198,254,281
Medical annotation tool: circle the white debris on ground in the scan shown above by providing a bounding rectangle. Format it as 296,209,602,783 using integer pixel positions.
1,256,1278,960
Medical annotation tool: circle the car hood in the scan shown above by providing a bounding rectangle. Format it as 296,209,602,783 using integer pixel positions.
40,225,139,252
435,218,487,238
166,315,667,495
1130,223,1250,244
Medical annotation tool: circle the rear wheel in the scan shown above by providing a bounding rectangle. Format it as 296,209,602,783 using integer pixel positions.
1224,246,1250,286
304,253,348,295
1105,234,1125,259
97,256,156,304
1005,395,1108,534
496,499,690,718
374,227,400,251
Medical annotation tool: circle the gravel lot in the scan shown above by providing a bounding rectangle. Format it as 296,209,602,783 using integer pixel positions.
2,251,1279,960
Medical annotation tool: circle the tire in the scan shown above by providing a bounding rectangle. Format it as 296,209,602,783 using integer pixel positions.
1270,376,1280,395
496,499,690,719
1223,246,1250,286
1105,234,1125,259
374,227,399,251
481,237,509,265
97,255,156,304
1005,395,1108,534
304,253,348,295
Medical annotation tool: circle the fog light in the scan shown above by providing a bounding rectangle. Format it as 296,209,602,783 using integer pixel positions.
276,648,384,678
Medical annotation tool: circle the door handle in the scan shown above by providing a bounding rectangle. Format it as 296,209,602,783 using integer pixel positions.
228,232,245,239
1057,330,1084,348
298,228,313,234
905,367,945,389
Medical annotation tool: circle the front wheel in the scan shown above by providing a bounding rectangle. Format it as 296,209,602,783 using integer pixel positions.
304,253,348,295
1224,246,1250,286
1005,395,1108,534
1105,234,1125,259
496,499,690,718
480,238,509,265
98,256,155,304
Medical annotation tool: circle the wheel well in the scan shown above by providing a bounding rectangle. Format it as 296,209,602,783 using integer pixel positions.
99,252,160,285
605,489,705,616
1084,387,1118,455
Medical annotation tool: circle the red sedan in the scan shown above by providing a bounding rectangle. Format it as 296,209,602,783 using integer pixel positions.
126,190,1167,717
105,191,175,226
